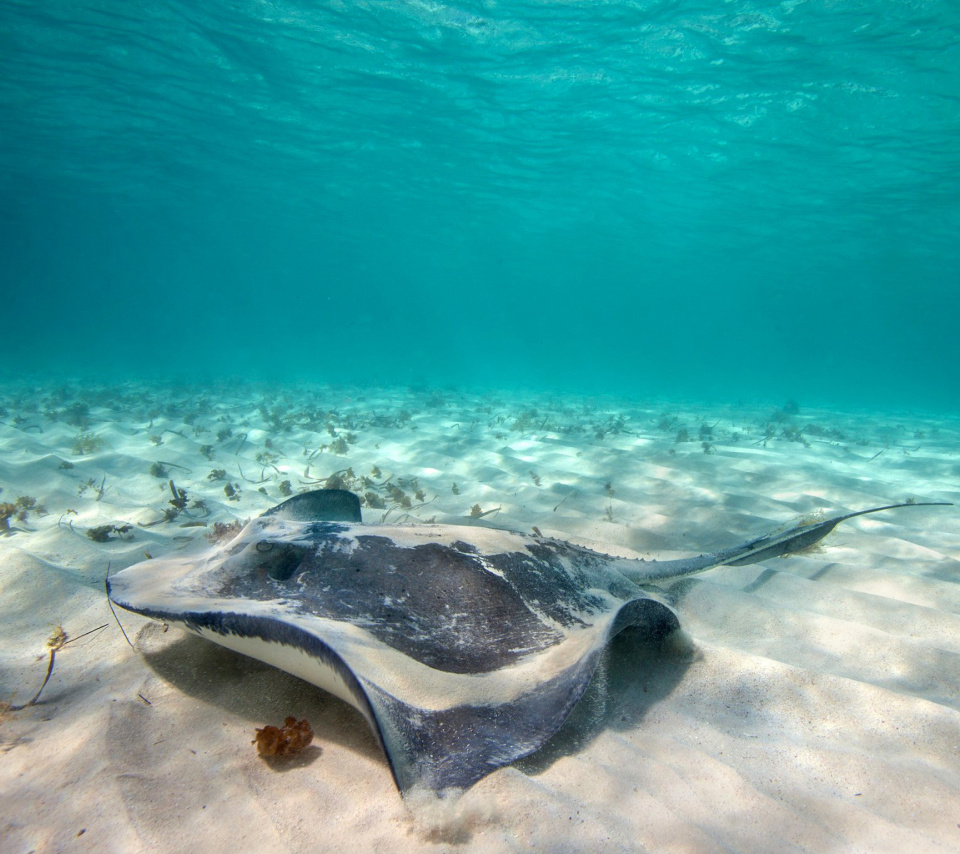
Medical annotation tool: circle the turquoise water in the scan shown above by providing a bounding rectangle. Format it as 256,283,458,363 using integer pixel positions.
1,1,958,409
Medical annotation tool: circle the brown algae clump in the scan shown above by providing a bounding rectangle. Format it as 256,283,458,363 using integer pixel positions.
253,717,314,758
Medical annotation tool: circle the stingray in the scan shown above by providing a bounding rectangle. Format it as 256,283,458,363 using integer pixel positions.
107,490,948,793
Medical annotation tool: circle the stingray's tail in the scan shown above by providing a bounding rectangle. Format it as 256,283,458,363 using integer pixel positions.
631,502,952,582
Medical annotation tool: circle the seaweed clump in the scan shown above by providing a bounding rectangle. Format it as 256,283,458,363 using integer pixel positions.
0,496,45,533
323,469,356,491
253,717,314,758
207,519,246,543
164,480,189,521
0,503,15,534
86,523,133,543
364,491,386,509
1,626,69,713
72,432,103,455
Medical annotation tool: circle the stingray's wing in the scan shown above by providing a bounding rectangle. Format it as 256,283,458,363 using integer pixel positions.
108,508,678,793
108,577,676,792
361,596,677,792
633,502,952,582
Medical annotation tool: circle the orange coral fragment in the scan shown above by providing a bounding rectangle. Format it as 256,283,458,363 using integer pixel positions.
253,717,314,758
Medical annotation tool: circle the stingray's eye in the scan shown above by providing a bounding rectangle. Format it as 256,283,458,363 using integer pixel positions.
253,542,305,581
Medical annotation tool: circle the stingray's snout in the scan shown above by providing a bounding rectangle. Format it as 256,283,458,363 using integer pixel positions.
106,553,202,612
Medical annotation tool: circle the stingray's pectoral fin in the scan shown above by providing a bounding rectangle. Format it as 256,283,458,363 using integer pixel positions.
363,597,679,794
362,668,601,794
724,501,952,566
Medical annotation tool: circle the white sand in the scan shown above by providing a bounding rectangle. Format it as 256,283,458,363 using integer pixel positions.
1,382,958,853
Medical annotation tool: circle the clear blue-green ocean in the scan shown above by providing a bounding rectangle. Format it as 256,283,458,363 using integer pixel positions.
3,6,960,846
1,1,958,409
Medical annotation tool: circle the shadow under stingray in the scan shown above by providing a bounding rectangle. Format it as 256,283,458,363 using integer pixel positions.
134,616,695,789
517,624,695,779
134,622,387,772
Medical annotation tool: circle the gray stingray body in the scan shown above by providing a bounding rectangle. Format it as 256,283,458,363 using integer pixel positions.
106,490,947,793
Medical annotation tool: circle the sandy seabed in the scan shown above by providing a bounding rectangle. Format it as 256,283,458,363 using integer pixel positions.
1,381,958,854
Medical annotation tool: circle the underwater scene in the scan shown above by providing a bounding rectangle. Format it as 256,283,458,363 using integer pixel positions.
1,2,959,852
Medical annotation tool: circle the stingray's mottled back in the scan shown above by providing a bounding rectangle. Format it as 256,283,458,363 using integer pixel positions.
107,493,677,791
